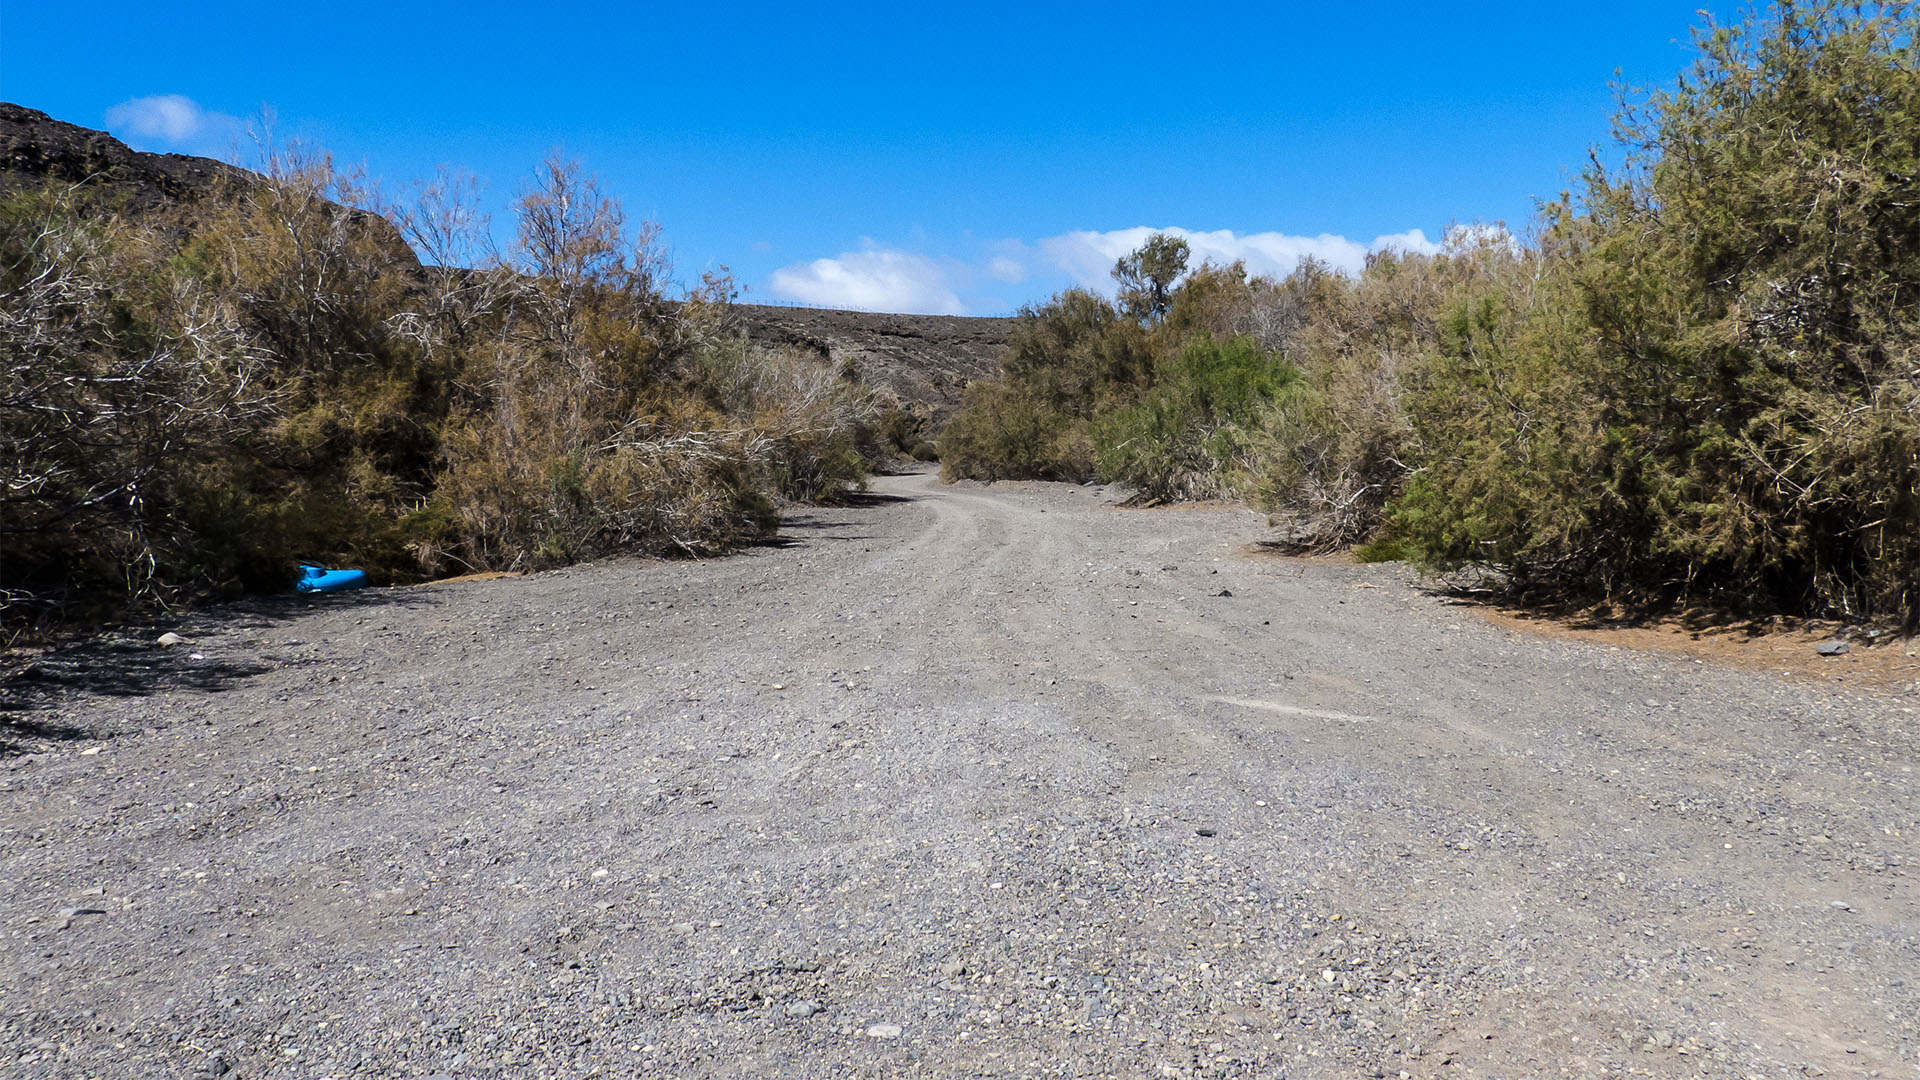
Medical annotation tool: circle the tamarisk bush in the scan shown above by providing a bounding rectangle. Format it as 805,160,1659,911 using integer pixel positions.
2,149,876,633
941,0,1918,622
1396,0,1920,619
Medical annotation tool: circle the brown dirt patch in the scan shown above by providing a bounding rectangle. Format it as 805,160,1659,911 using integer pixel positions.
412,570,524,586
1467,603,1917,693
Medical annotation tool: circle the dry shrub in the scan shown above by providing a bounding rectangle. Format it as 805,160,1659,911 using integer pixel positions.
1,185,274,626
684,338,882,500
434,400,780,568
4,146,879,633
409,156,879,574
1252,236,1528,549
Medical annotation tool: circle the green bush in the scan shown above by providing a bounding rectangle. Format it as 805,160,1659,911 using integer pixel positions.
937,380,1090,482
935,286,1154,482
1093,336,1301,502
1385,0,1920,620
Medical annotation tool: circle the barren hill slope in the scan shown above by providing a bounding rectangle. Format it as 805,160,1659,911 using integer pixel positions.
736,304,1010,421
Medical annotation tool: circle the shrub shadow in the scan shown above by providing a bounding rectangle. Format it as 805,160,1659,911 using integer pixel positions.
748,491,914,552
1440,593,1791,640
1,587,431,756
824,490,915,509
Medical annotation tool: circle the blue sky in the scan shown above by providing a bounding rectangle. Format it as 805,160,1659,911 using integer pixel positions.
4,1,1710,314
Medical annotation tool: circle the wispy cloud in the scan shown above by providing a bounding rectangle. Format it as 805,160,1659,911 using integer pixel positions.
103,94,244,155
985,255,1025,285
767,247,965,315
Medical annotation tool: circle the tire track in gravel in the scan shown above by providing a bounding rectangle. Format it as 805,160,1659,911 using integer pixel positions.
2,468,1915,1079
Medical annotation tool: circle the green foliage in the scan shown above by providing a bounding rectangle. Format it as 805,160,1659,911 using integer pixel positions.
941,236,1482,545
864,404,926,458
998,288,1153,413
1389,0,1920,620
1112,232,1190,323
935,286,1151,481
937,380,1090,482
1094,336,1301,502
1158,334,1298,420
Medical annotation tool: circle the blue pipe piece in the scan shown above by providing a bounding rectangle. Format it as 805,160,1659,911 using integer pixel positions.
294,564,369,593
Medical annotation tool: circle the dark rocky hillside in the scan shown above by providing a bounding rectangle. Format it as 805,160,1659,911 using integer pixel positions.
0,102,249,212
737,304,1009,420
0,102,418,265
1,103,1009,418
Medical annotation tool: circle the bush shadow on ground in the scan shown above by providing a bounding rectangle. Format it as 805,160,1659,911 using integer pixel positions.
1247,539,1849,641
1247,537,1345,558
1,587,432,757
750,491,915,550
1445,595,1789,640
1413,565,1863,642
819,490,916,509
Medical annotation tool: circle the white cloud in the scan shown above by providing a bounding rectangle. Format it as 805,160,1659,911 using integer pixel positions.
1369,228,1442,257
765,221,1481,315
104,94,243,152
1035,225,1454,286
767,248,964,315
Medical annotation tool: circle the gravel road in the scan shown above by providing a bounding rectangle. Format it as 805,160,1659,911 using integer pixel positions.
3,469,1916,1079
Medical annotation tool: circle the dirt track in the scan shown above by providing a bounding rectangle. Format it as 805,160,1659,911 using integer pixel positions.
3,470,1916,1078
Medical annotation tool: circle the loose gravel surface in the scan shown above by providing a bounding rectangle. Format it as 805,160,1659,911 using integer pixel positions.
3,470,1917,1079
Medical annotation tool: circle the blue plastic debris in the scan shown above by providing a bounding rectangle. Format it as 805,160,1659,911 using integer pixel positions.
294,564,369,593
